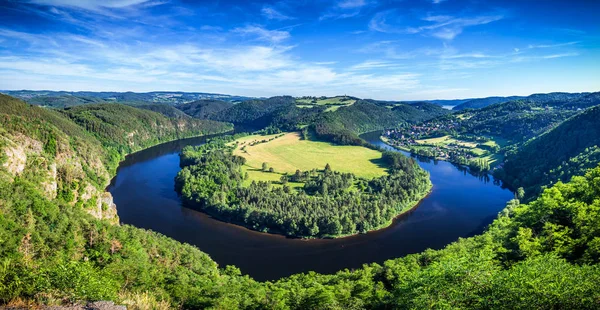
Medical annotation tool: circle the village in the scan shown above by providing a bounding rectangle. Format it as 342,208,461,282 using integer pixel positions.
381,117,501,171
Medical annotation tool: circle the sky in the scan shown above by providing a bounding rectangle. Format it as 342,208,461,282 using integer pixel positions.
0,0,599,100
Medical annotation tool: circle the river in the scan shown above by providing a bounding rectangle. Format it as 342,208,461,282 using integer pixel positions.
107,130,513,281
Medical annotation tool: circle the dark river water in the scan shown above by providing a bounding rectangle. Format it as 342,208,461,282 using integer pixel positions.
108,130,513,281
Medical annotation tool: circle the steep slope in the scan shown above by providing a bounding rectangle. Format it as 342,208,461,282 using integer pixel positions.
210,96,296,127
0,95,232,221
136,104,192,119
176,99,234,119
453,96,524,110
62,104,232,168
313,100,449,145
497,105,600,198
453,92,594,111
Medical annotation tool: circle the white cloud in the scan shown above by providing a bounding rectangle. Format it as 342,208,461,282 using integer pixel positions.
232,25,290,43
261,6,293,20
28,0,156,11
349,60,396,70
526,41,579,49
337,0,368,9
320,0,374,20
369,11,504,40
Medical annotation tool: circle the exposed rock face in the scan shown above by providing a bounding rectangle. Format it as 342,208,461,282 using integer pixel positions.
2,143,26,175
0,132,118,223
1,133,43,176
87,192,118,223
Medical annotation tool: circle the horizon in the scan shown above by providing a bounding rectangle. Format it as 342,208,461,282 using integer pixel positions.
1,0,599,100
2,88,599,103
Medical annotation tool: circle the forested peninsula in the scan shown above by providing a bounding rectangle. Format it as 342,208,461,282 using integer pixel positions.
175,135,431,238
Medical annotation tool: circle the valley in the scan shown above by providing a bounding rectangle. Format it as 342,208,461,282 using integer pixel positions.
2,91,600,308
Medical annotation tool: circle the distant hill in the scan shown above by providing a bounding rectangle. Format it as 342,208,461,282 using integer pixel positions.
210,96,297,127
2,90,253,106
176,99,234,119
452,96,524,110
313,100,449,145
452,92,594,111
497,105,600,198
136,104,192,119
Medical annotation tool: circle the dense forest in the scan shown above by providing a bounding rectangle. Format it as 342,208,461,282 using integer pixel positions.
175,137,431,238
136,104,192,119
451,92,594,111
175,99,234,119
497,105,600,199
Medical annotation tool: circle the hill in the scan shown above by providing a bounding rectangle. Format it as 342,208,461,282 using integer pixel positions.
452,92,594,111
452,96,524,110
175,99,234,119
497,105,600,198
136,104,192,119
313,100,449,145
3,90,253,106
0,94,232,222
210,96,296,127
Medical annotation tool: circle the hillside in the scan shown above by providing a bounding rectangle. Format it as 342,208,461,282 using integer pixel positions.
210,96,296,126
136,104,192,119
175,99,234,119
4,90,253,106
0,95,232,222
62,104,232,169
497,105,600,198
452,92,594,111
313,100,449,145
452,96,524,110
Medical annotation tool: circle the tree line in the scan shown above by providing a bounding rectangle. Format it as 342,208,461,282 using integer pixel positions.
175,138,431,238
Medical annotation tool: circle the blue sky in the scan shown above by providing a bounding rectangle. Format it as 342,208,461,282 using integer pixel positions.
0,0,598,100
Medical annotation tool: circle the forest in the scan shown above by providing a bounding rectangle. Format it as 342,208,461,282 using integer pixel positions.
175,137,431,238
497,105,600,200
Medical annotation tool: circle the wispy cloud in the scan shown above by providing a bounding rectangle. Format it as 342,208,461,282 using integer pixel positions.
232,25,290,43
28,0,157,10
527,41,579,49
369,11,504,40
320,0,375,20
337,0,368,9
349,60,394,71
261,6,293,20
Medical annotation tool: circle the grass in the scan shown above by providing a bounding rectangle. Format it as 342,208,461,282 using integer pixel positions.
296,96,356,111
232,132,388,180
415,136,478,148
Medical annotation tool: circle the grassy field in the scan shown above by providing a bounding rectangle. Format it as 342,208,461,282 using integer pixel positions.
233,132,388,180
296,96,356,111
415,135,478,148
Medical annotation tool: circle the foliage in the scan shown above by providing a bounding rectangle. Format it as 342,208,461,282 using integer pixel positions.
175,138,431,238
498,105,600,199
312,100,449,146
175,99,234,119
